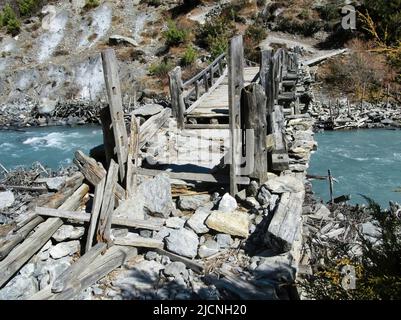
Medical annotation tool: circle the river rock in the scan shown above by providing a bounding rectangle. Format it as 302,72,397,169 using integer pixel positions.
216,233,233,248
0,191,14,210
165,228,199,258
49,240,80,259
113,196,146,220
164,261,188,279
132,104,163,116
36,176,66,191
186,204,212,234
138,174,173,218
264,175,304,193
362,221,381,242
218,193,237,212
0,274,38,300
165,217,186,229
52,225,85,242
35,257,73,289
153,226,173,241
177,194,211,211
206,211,249,238
198,239,219,258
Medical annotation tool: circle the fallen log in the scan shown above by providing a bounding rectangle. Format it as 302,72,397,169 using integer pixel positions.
139,108,171,149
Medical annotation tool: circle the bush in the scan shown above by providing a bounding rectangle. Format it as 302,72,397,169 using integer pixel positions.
181,45,197,66
244,24,268,62
18,0,39,16
0,4,21,36
148,58,174,77
317,3,340,21
84,0,100,9
163,20,188,47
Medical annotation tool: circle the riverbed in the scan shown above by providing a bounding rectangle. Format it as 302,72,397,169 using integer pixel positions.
310,129,401,208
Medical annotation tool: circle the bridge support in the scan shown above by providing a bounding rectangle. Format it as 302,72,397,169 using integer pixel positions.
168,66,185,130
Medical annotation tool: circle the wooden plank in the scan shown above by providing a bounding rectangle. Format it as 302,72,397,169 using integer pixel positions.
260,50,272,94
168,66,185,129
0,217,63,288
270,105,289,172
42,246,137,300
228,35,244,195
184,124,229,129
126,113,140,197
99,106,114,169
96,159,119,245
0,216,44,261
114,236,164,249
101,49,129,182
139,108,171,149
58,184,89,211
241,83,268,182
136,167,250,185
35,207,164,231
155,248,204,274
84,176,106,253
185,67,228,115
74,150,125,202
51,242,107,293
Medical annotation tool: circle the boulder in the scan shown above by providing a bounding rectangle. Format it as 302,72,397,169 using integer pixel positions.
49,241,80,259
198,239,219,258
177,194,211,211
165,228,199,258
206,211,249,238
113,196,146,220
52,225,85,242
264,175,304,193
217,193,237,212
0,191,14,210
164,261,188,279
0,274,38,300
216,234,233,248
165,217,186,229
138,174,173,218
257,186,272,205
132,104,163,116
186,204,212,234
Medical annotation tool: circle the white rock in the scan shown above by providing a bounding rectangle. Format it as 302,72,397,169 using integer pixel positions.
165,217,186,229
165,228,199,258
0,191,14,210
206,210,249,238
218,193,237,212
198,239,219,258
177,194,211,211
216,234,233,248
52,225,85,242
164,261,188,279
45,176,66,190
0,275,38,300
264,175,304,193
113,196,146,220
49,241,80,259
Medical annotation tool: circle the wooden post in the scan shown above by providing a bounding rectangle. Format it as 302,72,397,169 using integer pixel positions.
387,84,390,107
241,83,268,182
260,50,272,92
168,66,185,129
101,49,129,182
126,113,139,197
228,35,244,195
328,169,334,205
99,107,114,169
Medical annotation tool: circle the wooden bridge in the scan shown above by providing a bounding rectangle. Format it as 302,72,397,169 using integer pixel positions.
168,35,302,194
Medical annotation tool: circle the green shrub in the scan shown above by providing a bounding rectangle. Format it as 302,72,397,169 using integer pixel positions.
163,20,188,47
18,0,39,16
181,45,198,66
317,3,340,21
244,24,268,62
84,0,100,9
148,59,174,77
0,4,21,36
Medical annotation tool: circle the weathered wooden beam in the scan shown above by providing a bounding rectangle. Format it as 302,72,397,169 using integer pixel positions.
114,236,164,249
51,242,107,293
58,184,89,211
96,159,119,245
136,167,250,185
228,35,244,195
184,124,229,130
84,176,106,253
101,49,129,182
270,105,289,171
126,113,140,197
74,150,125,202
139,108,171,149
241,83,268,182
99,106,114,169
155,248,204,274
168,66,185,129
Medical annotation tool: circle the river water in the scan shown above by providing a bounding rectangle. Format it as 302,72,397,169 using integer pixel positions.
0,125,103,170
310,129,401,208
1,126,400,207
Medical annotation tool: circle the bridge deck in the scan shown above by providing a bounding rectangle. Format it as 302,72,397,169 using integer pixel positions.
187,67,259,118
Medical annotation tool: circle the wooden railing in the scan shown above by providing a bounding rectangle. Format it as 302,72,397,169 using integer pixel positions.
168,53,227,129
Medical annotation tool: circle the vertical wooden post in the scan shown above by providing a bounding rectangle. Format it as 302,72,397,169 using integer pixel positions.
168,66,185,130
241,83,268,182
228,35,244,195
328,169,334,205
260,50,272,94
126,113,139,197
387,84,390,107
101,49,128,183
